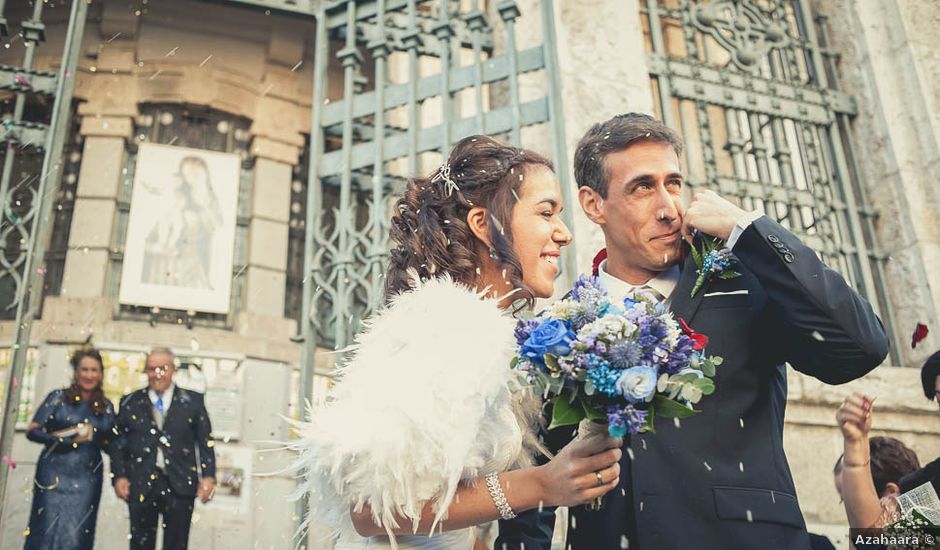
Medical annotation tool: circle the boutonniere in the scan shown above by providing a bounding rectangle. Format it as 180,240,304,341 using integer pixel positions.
689,235,741,297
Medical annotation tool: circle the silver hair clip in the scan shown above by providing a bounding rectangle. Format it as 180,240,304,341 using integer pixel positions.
431,163,460,196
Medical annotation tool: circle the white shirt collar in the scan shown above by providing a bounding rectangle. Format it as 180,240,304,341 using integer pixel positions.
148,384,175,409
596,259,680,305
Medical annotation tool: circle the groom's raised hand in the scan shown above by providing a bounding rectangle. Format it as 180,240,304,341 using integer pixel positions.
681,189,749,244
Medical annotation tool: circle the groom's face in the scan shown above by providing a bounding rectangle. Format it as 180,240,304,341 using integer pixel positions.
583,141,685,279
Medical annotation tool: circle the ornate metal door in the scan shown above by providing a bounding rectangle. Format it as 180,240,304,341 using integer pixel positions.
299,0,572,358
0,0,89,513
642,0,900,362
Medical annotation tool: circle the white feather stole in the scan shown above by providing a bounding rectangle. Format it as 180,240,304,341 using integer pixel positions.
289,276,538,545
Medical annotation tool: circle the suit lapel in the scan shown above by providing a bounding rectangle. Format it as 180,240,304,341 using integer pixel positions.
669,252,705,325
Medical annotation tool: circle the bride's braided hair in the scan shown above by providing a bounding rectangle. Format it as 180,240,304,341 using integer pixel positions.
386,135,554,307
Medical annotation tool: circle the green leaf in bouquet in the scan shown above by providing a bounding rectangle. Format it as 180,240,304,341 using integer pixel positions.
711,356,723,366
583,378,595,396
652,394,699,419
689,239,704,269
700,359,716,378
544,354,561,373
680,385,703,404
694,378,716,395
548,395,585,430
719,270,741,280
510,356,519,370
580,398,606,421
642,405,656,434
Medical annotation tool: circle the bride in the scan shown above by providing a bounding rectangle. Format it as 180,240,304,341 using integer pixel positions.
291,135,622,549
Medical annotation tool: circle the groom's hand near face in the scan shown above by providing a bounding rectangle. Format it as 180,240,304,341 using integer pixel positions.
680,189,749,243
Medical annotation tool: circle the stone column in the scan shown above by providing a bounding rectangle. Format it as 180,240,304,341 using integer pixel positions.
59,115,132,299
511,0,655,273
813,0,940,366
235,135,297,337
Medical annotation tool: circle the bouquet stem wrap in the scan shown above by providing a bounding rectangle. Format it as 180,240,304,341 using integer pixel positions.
577,418,610,511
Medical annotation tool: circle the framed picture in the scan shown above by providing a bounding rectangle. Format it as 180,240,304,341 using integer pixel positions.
118,143,239,314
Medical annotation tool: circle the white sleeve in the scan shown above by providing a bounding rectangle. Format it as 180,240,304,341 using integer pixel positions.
727,210,765,250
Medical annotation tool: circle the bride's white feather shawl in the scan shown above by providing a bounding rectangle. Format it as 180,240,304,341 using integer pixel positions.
289,276,535,542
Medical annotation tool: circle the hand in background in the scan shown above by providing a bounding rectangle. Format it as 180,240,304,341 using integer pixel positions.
114,477,130,501
837,392,874,443
198,477,216,504
73,423,93,444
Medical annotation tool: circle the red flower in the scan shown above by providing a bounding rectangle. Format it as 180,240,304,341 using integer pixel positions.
912,323,929,349
592,248,607,276
678,317,708,351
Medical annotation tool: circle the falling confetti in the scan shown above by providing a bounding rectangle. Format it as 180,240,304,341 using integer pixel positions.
2,455,15,469
14,73,32,89
810,330,825,342
746,509,753,522
703,461,711,472
912,323,929,349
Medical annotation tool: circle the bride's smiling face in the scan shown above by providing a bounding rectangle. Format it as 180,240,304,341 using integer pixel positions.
509,165,572,299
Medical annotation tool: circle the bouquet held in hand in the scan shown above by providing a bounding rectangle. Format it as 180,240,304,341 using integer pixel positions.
512,274,723,438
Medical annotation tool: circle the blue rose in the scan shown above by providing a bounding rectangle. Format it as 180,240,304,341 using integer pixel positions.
615,365,658,403
522,319,576,365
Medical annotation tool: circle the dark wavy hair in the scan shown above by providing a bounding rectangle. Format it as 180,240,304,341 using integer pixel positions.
386,135,554,309
921,350,940,401
869,436,920,496
64,348,109,415
574,112,683,198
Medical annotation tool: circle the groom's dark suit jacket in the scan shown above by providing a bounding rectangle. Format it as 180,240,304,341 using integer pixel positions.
497,217,889,550
110,387,216,503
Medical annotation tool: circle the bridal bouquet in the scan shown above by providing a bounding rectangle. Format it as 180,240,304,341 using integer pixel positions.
512,275,722,438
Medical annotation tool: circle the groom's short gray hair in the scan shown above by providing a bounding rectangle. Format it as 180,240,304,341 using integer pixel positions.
574,113,683,198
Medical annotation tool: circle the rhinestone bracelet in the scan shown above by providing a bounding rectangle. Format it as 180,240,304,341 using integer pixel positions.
484,472,517,520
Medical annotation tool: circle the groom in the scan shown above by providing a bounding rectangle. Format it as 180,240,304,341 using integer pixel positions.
496,113,889,549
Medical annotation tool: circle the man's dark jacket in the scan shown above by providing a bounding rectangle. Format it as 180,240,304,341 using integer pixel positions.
111,387,216,502
497,217,890,550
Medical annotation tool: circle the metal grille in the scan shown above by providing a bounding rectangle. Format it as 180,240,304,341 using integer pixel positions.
110,104,253,328
301,0,572,353
642,0,900,360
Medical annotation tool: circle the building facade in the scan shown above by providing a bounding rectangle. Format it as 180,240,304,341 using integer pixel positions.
0,0,937,548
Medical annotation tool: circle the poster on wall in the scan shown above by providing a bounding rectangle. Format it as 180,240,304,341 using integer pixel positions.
196,444,252,518
118,143,240,314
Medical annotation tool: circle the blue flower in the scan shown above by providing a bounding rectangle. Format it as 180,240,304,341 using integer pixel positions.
607,404,648,436
522,319,576,364
608,341,641,370
514,318,540,346
586,365,620,396
615,366,658,403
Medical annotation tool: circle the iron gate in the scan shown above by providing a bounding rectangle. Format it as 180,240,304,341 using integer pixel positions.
642,0,900,363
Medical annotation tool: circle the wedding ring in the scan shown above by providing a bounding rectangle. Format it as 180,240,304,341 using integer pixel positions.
595,471,604,486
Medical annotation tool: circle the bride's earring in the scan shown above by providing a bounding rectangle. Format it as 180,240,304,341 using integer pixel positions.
489,247,500,260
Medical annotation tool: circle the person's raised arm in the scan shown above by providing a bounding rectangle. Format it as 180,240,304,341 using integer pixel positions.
837,393,886,528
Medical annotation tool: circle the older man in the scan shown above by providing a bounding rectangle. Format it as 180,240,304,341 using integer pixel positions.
111,348,216,550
